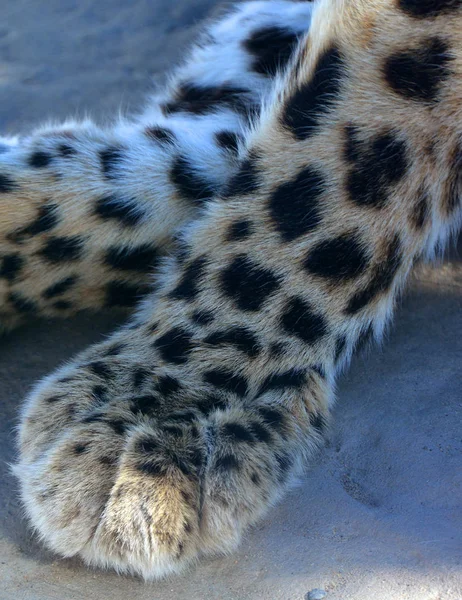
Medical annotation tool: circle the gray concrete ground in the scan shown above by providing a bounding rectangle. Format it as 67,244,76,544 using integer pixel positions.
0,2,461,599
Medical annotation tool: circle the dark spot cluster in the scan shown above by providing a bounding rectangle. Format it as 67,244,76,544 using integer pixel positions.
132,367,150,389
105,344,125,359
45,394,65,403
170,156,217,206
58,143,77,158
251,472,261,485
82,412,128,436
88,361,113,381
224,155,261,198
0,173,18,193
249,421,271,443
173,236,191,264
95,195,145,227
226,219,254,242
100,147,124,179
145,127,176,144
169,257,207,301
222,422,255,443
333,339,346,369
0,254,24,281
164,424,183,438
92,385,108,402
28,151,53,169
100,454,116,466
244,26,300,77
191,309,215,326
268,166,325,241
39,236,84,263
412,189,430,229
281,297,328,344
257,369,306,397
53,300,72,310
196,394,227,416
105,244,159,272
283,46,345,140
156,374,182,397
131,394,160,415
11,203,59,242
203,369,248,397
209,407,293,477
304,233,369,282
204,326,260,357
105,280,151,307
136,459,165,478
258,406,286,432
346,235,403,313
136,435,159,455
345,127,408,209
309,412,327,434
8,292,37,313
344,124,363,164
74,442,89,455
215,453,240,472
269,341,286,357
148,321,159,333
220,254,280,311
154,327,194,365
275,451,293,482
162,82,252,117
384,37,453,103
42,275,78,299
215,131,241,155
24,140,77,171
399,0,462,18
136,432,204,479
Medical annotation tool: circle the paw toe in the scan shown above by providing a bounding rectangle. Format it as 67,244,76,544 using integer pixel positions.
16,373,203,579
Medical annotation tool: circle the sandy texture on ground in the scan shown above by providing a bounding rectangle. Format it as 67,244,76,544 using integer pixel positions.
0,2,461,599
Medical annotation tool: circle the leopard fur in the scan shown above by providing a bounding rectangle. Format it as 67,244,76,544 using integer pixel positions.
0,0,460,580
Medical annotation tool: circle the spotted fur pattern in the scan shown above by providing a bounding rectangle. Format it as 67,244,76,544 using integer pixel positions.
0,1,313,332
5,0,462,580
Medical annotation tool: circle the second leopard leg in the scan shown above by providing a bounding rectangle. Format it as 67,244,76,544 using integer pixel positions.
0,115,239,332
